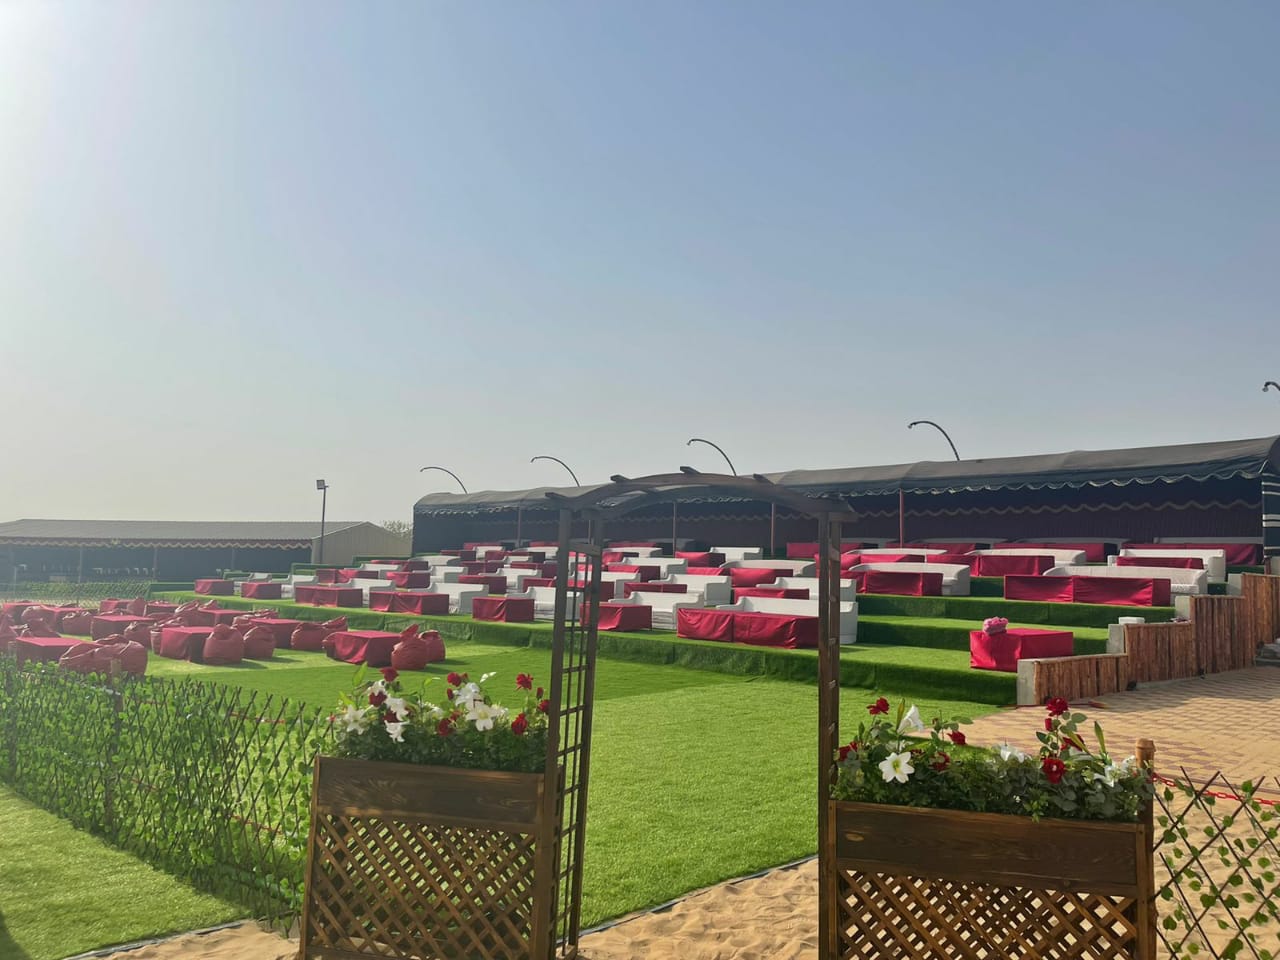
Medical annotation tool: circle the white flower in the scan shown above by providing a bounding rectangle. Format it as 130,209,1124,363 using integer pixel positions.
898,705,924,734
879,751,915,784
454,682,483,710
384,696,408,718
368,679,386,695
420,701,445,720
465,701,509,732
1094,757,1134,788
480,672,497,683
340,704,369,734
384,721,407,743
998,743,1028,763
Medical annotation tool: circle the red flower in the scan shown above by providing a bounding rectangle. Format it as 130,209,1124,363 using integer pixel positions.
436,718,453,737
446,690,455,700
516,673,533,691
837,742,858,762
1042,756,1066,784
868,697,890,716
1046,697,1070,717
384,710,399,723
380,667,399,683
536,686,544,699
1044,717,1054,732
537,699,550,714
931,752,951,772
947,730,967,746
446,672,467,687
369,691,387,707
512,713,528,736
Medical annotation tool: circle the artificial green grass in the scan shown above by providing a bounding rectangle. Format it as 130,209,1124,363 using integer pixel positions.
858,614,1110,654
856,593,1174,628
149,593,1015,703
144,646,996,929
0,786,241,960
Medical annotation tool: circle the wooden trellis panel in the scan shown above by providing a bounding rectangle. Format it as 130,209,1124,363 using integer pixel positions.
300,757,549,960
829,801,1156,960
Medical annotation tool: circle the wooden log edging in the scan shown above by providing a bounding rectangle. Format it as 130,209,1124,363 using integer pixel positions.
1019,575,1280,705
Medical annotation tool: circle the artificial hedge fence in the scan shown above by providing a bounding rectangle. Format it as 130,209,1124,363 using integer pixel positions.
0,656,331,925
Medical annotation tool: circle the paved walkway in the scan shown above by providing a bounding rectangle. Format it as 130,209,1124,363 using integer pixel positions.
964,666,1280,795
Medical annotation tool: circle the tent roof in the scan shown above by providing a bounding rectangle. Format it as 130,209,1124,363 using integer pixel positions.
414,435,1280,516
0,519,370,548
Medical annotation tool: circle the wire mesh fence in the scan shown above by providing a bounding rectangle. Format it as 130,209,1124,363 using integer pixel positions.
0,656,333,925
0,579,154,606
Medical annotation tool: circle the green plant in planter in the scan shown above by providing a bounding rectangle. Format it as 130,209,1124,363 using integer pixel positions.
330,667,549,773
832,696,1153,822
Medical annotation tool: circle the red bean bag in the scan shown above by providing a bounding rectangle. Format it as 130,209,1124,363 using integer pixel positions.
321,616,348,633
58,641,103,674
123,620,152,650
21,605,58,626
58,609,93,635
321,634,338,656
233,614,260,634
96,640,148,676
174,600,201,625
390,630,445,671
727,568,781,588
125,596,147,616
291,621,328,652
202,624,244,665
242,625,276,660
20,619,61,638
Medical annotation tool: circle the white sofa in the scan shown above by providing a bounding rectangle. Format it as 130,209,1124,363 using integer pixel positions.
1046,564,1208,597
858,548,949,559
772,576,859,602
713,546,763,561
507,586,579,622
848,562,971,596
620,557,687,575
280,572,317,599
660,574,733,605
607,546,663,558
429,582,488,614
1116,548,1226,582
971,548,1087,565
716,595,858,644
347,577,395,602
724,559,816,576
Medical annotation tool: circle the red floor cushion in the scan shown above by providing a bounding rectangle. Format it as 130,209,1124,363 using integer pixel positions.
58,642,103,674
390,630,446,671
291,622,327,652
123,621,152,649
59,610,93,635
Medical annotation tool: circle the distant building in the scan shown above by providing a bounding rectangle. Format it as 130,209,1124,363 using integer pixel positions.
0,519,410,582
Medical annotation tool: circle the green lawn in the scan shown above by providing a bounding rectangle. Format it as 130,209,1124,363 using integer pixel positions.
0,786,241,960
146,643,994,927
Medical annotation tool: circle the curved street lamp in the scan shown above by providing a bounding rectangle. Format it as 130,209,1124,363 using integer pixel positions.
907,420,960,461
418,465,468,493
530,455,581,486
686,437,737,474
1264,381,1280,394
315,479,329,564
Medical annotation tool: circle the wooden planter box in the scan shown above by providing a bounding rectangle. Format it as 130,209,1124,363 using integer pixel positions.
825,800,1156,960
301,756,556,960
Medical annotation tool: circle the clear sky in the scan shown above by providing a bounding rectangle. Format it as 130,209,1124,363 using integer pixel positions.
2,1,1278,524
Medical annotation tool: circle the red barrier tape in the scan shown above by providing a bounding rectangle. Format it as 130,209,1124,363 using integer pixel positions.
1153,773,1280,807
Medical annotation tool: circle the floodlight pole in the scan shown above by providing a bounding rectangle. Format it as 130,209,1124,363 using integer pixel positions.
531,455,581,487
419,465,468,493
316,480,329,564
1264,381,1280,396
907,420,960,461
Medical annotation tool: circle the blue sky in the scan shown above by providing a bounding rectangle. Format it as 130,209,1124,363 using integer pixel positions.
2,1,1278,523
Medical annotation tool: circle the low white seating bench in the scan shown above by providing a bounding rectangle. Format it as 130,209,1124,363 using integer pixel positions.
724,559,817,576
847,562,971,596
713,546,763,562
772,576,858,602
661,573,733,605
970,547,1087,565
1046,564,1208,597
1117,548,1226,582
429,582,488,614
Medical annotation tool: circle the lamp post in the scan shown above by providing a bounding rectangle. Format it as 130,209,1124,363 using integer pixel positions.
686,437,737,474
315,479,329,564
418,465,468,493
1264,381,1280,395
684,438,765,554
907,420,960,461
530,455,581,487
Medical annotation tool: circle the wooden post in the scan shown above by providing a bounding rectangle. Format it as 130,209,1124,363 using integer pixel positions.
1134,738,1157,960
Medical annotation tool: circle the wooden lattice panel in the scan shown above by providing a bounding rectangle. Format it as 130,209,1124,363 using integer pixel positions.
837,868,1139,959
300,757,550,960
304,815,537,959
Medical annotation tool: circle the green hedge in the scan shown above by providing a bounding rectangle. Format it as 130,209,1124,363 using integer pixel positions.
857,615,1110,655
147,582,195,595
0,659,329,925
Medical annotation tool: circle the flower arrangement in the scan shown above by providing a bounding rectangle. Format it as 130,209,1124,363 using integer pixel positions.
331,667,549,773
981,617,1009,634
832,696,1152,822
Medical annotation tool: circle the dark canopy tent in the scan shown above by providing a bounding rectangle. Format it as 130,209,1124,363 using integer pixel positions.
413,436,1280,560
